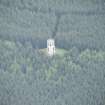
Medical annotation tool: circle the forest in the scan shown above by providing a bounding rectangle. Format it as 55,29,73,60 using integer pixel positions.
0,0,105,105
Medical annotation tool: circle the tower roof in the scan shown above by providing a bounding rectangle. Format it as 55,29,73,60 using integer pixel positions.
47,38,55,42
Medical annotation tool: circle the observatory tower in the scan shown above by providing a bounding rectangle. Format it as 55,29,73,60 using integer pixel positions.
47,39,55,56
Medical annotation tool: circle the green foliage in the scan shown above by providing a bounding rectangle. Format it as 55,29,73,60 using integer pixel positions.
0,39,105,105
0,0,105,50
0,0,105,105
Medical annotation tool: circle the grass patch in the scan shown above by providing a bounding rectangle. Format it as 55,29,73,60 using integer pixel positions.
55,48,67,56
39,48,67,57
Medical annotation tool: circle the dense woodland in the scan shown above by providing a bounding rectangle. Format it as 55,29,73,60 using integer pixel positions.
0,0,105,105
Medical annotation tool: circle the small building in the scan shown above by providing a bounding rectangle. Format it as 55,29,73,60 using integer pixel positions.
47,39,55,56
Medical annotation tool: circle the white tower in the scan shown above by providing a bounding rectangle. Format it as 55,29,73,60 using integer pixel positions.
47,39,55,56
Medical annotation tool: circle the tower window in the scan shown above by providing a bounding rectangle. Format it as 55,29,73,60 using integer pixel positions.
50,43,51,46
